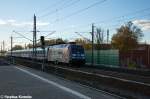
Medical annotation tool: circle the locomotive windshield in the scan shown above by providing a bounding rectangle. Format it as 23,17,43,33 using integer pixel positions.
71,45,84,54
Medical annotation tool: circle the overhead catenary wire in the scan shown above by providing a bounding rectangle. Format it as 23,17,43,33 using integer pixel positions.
36,0,63,14
75,32,91,42
36,31,56,42
38,0,72,18
11,1,150,48
105,13,150,31
57,6,150,32
12,31,33,42
45,31,56,37
49,0,107,24
95,7,150,25
18,0,72,26
37,0,107,36
58,12,150,42
39,0,81,19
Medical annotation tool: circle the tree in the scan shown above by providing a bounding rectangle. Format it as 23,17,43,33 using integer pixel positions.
95,28,105,50
75,38,89,44
12,45,23,50
44,38,67,45
95,28,104,44
95,28,105,64
26,44,33,48
56,38,66,44
75,38,91,50
111,21,143,51
45,39,56,45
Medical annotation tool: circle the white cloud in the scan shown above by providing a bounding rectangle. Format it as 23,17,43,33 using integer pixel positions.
37,22,49,26
0,19,7,25
7,19,16,23
0,19,49,27
132,19,150,31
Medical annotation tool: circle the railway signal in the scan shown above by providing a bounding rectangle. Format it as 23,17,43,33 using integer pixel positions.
40,36,45,48
40,36,45,71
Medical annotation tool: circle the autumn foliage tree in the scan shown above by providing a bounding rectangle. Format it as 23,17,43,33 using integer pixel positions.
75,38,91,50
111,21,143,51
12,45,23,50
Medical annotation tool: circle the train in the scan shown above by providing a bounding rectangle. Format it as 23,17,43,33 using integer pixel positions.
6,44,86,65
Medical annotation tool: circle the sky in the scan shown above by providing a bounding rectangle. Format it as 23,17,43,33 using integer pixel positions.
0,0,150,49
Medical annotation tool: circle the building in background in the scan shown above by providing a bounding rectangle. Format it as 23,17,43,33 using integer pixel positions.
119,44,150,69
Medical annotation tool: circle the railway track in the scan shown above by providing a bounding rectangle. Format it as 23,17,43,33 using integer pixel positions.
66,66,150,85
3,57,150,99
5,57,150,86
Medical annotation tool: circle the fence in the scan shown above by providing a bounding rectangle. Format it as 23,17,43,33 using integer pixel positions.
85,50,119,67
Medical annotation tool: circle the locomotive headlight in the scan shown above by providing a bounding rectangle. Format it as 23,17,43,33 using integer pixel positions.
72,54,76,56
81,54,85,57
